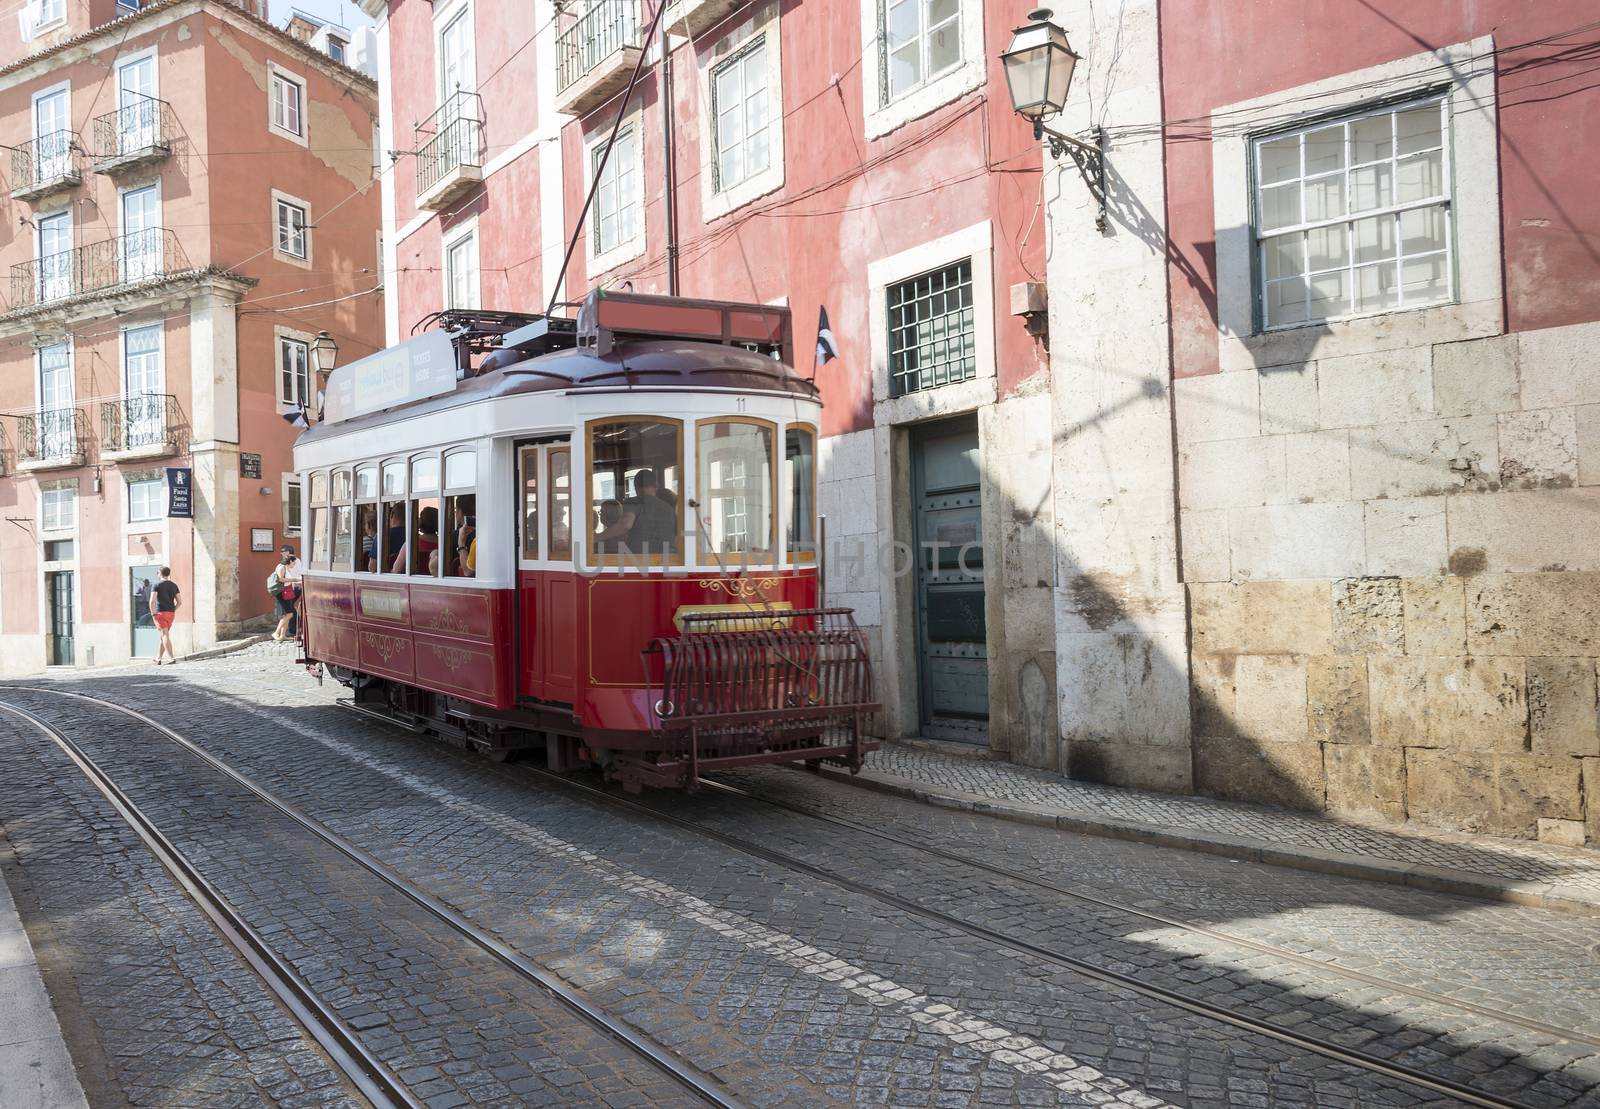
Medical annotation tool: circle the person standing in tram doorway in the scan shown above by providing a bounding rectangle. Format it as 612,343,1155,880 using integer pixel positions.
149,566,181,665
597,468,677,555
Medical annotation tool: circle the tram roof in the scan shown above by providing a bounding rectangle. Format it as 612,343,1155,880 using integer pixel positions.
296,337,821,446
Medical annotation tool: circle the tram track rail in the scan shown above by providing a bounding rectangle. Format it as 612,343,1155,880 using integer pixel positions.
499,764,1563,1109
703,773,1600,1051
1,688,744,1109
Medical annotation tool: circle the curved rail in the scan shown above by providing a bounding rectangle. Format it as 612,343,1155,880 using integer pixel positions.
505,763,1548,1109
0,699,420,1109
700,776,1600,1050
5,687,744,1109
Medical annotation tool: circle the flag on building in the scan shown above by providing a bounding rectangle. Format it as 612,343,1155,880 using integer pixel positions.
816,306,840,366
282,407,308,429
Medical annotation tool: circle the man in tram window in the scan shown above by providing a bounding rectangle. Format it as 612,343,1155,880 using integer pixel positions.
384,503,406,568
597,468,677,555
594,498,623,553
453,495,476,575
360,508,379,572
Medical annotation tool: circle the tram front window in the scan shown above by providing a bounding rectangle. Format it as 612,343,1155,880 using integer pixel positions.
697,419,775,560
589,418,682,561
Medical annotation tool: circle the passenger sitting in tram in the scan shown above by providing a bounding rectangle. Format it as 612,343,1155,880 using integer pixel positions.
360,510,378,573
453,496,476,576
594,499,623,552
597,468,678,554
391,506,440,574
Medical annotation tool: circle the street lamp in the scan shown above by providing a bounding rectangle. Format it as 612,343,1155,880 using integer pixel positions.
1001,8,1107,232
310,330,339,422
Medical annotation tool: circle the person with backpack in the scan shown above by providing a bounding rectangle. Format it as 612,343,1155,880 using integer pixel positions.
270,546,302,642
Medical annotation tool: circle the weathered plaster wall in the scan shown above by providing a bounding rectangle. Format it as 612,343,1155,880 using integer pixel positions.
1047,0,1190,791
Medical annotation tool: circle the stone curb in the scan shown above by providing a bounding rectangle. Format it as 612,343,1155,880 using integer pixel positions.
816,766,1600,918
181,634,272,664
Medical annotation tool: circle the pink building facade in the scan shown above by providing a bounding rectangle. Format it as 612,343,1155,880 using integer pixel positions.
0,0,382,671
363,0,1054,757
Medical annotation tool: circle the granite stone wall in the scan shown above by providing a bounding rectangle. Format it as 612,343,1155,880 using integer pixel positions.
1179,320,1600,844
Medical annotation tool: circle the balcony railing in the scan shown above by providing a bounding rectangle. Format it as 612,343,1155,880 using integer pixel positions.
10,130,82,201
92,94,174,174
101,393,180,458
18,407,86,468
9,228,186,311
556,0,644,114
414,91,483,210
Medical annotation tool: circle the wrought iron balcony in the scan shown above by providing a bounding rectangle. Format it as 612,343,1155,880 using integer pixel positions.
18,407,87,469
555,0,645,116
414,91,483,211
92,95,174,175
10,130,82,201
101,393,180,460
9,228,186,311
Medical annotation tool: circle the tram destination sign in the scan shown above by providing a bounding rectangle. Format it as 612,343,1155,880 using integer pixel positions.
322,330,458,424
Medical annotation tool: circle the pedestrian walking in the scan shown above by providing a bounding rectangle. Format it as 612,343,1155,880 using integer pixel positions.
149,566,181,665
270,546,303,641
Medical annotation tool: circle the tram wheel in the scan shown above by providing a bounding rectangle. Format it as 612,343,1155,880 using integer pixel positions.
486,749,512,763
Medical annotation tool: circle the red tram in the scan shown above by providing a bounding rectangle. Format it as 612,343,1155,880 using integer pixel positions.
293,291,879,790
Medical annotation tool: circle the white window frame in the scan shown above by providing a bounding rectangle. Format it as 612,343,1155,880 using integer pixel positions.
272,190,312,267
701,5,785,222
326,36,347,65
1252,96,1453,332
443,217,480,309
120,322,164,398
867,220,996,426
1212,36,1501,371
267,62,308,145
585,112,646,275
30,0,67,34
35,208,72,302
282,472,303,537
859,0,982,140
434,0,477,105
275,328,312,412
40,486,75,532
127,477,163,523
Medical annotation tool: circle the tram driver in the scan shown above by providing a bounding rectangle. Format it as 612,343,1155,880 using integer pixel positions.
596,467,677,555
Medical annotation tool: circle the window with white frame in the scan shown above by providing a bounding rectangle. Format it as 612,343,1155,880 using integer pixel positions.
278,336,310,408
1254,97,1451,329
127,477,163,522
284,476,302,535
276,198,308,260
887,258,975,396
446,229,479,309
34,0,66,26
881,0,961,105
270,68,304,137
592,126,640,258
41,486,75,531
327,37,346,64
712,36,771,193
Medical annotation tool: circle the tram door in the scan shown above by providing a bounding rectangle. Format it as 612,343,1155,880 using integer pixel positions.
911,416,988,738
516,440,576,704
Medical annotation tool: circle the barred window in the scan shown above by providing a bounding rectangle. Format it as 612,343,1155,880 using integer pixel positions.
1254,98,1451,329
887,259,975,397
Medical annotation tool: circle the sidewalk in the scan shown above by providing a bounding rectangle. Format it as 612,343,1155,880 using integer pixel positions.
0,868,87,1108
817,741,1600,916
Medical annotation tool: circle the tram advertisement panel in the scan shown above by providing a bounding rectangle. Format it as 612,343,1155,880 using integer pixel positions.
323,330,457,424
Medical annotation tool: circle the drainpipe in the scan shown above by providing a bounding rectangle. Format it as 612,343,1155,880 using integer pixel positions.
660,13,680,295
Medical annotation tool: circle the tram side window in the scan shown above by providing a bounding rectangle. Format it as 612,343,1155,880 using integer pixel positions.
444,448,477,577
786,425,817,562
588,419,682,562
403,454,441,576
354,464,378,572
308,471,330,568
549,447,571,561
696,419,775,560
381,460,406,574
331,470,354,570
519,446,539,562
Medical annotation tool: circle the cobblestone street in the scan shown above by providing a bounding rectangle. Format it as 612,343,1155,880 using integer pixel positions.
2,643,1599,1107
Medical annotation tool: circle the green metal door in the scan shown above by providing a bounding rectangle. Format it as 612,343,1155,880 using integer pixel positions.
912,416,987,735
46,571,75,666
